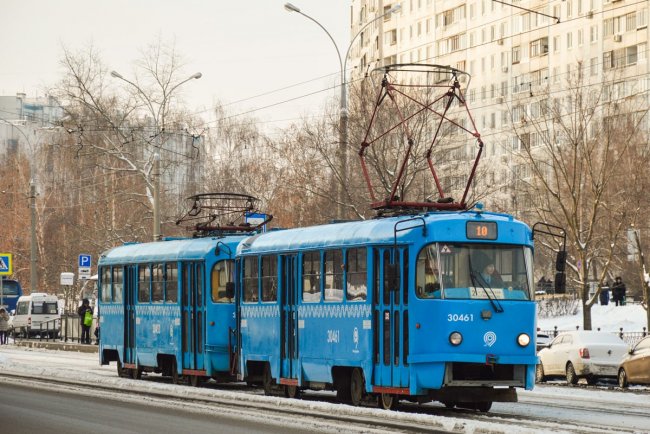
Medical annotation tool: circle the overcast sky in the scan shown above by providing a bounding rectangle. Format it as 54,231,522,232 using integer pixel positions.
1,0,351,131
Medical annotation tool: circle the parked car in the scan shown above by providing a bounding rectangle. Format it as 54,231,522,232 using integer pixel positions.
536,332,551,352
536,331,629,385
618,336,650,388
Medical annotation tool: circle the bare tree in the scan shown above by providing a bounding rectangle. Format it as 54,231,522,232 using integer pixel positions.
52,41,203,242
512,63,650,329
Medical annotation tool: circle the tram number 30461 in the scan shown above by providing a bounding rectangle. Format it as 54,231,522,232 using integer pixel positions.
447,313,474,322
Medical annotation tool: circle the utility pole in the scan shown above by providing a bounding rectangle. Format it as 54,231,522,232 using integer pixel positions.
29,178,37,292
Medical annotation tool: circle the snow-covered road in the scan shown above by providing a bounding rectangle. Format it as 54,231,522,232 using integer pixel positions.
1,346,648,433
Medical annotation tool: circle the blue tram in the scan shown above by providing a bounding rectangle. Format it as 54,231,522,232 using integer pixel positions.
236,209,537,410
98,236,245,385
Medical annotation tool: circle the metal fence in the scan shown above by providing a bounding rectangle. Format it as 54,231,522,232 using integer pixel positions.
540,326,648,346
12,313,98,344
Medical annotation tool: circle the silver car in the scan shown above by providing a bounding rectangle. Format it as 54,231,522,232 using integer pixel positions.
536,331,629,385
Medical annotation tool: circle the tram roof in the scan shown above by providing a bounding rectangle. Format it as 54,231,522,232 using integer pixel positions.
238,211,529,255
99,235,248,265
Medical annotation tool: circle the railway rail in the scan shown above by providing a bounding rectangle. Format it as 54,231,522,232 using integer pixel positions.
0,369,640,433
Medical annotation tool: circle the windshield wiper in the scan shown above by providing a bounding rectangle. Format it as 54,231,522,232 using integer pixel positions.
468,257,504,313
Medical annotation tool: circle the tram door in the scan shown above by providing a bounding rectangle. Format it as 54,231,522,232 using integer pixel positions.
182,262,205,371
373,248,409,388
280,254,299,380
123,265,137,366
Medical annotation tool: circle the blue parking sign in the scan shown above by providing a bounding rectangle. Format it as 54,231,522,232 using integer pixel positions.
79,254,92,268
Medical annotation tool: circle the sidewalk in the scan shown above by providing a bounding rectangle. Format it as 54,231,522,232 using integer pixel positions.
13,339,98,353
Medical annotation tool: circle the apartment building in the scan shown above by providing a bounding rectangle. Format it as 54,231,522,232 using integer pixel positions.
348,0,649,211
0,93,65,157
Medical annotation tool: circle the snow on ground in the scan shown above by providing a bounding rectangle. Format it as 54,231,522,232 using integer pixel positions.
538,303,647,333
0,345,608,434
1,345,649,433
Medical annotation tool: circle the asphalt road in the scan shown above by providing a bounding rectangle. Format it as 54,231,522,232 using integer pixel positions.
0,382,305,434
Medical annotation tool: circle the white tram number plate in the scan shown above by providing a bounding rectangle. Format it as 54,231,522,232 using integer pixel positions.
447,313,474,322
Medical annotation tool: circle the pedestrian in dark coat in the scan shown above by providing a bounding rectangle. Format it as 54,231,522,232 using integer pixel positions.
77,299,93,344
612,276,626,306
599,282,610,305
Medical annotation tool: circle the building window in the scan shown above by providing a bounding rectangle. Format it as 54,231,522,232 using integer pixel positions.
512,45,521,63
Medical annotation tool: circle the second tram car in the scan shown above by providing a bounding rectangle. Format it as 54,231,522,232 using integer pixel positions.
98,236,244,385
236,209,537,410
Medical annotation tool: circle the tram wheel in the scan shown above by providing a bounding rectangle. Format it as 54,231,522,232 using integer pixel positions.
350,368,364,407
188,375,202,387
116,360,127,378
377,393,398,410
262,364,273,396
171,361,181,385
131,368,142,380
284,385,301,399
475,402,492,412
443,401,456,409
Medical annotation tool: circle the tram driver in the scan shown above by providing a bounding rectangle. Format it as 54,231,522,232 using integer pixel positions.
422,258,441,298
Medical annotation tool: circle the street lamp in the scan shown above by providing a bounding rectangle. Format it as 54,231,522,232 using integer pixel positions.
284,2,401,219
110,70,202,241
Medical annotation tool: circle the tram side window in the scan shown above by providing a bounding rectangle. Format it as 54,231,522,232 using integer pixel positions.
165,263,178,303
302,251,321,302
211,260,234,303
113,267,123,303
101,266,112,302
151,264,164,303
346,248,367,301
325,249,343,302
243,256,259,303
261,255,278,302
138,265,151,303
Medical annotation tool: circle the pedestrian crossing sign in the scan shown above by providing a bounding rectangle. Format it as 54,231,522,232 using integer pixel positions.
0,253,12,275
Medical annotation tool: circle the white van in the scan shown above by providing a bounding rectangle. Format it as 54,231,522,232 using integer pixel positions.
12,293,60,338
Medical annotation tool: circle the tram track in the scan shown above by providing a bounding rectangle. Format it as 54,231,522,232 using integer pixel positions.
0,370,632,433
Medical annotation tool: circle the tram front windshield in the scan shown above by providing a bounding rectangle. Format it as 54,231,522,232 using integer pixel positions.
416,243,533,300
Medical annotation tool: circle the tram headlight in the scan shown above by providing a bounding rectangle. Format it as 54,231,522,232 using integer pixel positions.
517,333,531,347
449,331,463,346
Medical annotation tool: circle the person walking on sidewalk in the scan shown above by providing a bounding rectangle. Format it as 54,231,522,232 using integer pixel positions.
0,308,10,344
77,299,93,344
612,276,627,306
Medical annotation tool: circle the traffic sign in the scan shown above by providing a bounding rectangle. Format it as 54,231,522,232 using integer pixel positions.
60,272,74,286
79,254,92,268
245,212,268,232
0,253,12,275
78,267,91,279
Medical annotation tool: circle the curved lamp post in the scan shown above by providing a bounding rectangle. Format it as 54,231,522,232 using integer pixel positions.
284,2,401,219
110,70,201,241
